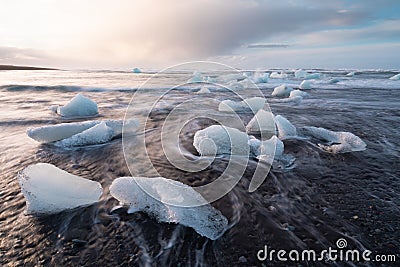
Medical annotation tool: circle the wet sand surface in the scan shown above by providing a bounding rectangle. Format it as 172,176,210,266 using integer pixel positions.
0,75,399,266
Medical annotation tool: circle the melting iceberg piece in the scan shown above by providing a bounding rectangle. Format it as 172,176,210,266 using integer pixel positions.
272,84,293,97
218,97,265,113
270,72,288,79
257,136,284,162
346,71,355,77
289,89,308,98
329,78,340,84
197,86,211,94
132,68,142,73
193,125,250,156
238,78,256,89
275,115,297,140
303,126,367,153
194,125,288,168
248,136,261,158
187,71,203,83
18,163,102,215
242,97,266,112
218,100,242,112
226,80,244,91
294,69,307,79
204,76,217,83
389,73,400,80
27,121,99,143
299,80,312,90
109,177,228,240
246,109,276,136
106,119,139,137
249,135,284,165
54,121,114,147
253,72,269,83
27,119,139,144
49,105,58,113
305,73,321,80
56,93,98,118
269,96,302,104
218,73,245,83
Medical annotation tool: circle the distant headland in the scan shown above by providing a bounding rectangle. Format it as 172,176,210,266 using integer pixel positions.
0,65,57,70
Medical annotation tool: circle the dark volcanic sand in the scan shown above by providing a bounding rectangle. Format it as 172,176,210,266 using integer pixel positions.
0,82,399,266
0,65,57,71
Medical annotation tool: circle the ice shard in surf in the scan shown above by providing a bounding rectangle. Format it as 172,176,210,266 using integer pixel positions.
27,119,139,146
56,93,98,118
303,126,367,153
110,177,228,240
18,163,102,215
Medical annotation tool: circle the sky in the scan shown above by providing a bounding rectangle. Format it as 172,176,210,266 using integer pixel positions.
0,0,399,70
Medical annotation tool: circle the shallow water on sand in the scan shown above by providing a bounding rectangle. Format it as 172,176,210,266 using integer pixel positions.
0,69,399,266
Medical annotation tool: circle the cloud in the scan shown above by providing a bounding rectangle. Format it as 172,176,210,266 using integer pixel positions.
0,0,399,68
0,46,49,64
94,0,370,65
0,0,373,67
247,43,290,49
294,19,400,47
213,42,400,69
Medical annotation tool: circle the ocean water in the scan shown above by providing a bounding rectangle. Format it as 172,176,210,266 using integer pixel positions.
0,68,399,266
